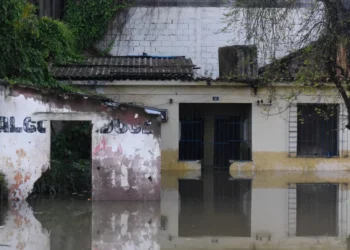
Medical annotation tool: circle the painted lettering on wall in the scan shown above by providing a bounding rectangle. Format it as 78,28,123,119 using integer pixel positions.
100,119,152,134
0,117,46,133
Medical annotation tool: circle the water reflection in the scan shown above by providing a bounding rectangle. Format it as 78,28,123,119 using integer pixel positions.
0,171,349,250
30,200,92,250
178,173,251,237
92,202,159,249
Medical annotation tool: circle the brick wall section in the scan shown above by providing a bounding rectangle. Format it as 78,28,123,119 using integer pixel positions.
98,7,319,78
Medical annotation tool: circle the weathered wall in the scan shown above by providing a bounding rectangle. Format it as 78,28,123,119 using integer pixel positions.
99,7,321,78
86,81,350,171
0,84,161,200
92,119,161,200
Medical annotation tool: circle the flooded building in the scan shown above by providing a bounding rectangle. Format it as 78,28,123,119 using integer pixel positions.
0,80,161,201
50,52,350,172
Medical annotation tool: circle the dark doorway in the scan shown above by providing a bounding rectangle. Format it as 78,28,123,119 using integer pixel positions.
31,121,92,197
296,184,338,236
179,104,252,169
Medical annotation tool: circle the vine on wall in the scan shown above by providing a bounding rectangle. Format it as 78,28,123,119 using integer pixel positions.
0,0,126,90
63,0,128,52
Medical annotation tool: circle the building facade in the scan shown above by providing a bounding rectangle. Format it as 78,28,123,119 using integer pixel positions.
51,56,350,172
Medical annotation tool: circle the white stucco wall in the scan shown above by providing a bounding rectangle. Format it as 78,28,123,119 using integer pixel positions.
0,87,51,200
0,84,161,200
99,7,321,78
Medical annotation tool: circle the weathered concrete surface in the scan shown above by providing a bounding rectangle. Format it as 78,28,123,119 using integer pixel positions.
0,83,161,200
92,120,161,200
92,202,160,250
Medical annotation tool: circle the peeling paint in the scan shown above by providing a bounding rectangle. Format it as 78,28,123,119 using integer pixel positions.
92,126,161,200
0,83,161,201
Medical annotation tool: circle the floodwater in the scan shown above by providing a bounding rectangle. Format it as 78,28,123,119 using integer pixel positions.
1,170,350,250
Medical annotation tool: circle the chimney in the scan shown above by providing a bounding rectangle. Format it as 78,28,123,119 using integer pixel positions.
219,45,258,78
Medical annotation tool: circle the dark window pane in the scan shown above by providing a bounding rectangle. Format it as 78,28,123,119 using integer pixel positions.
297,104,338,157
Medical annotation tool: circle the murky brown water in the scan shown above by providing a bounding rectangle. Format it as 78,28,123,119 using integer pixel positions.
1,170,350,249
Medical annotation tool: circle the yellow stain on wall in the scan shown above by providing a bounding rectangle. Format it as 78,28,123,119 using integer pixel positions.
229,169,350,189
254,151,350,171
162,151,350,171
161,150,201,171
230,152,350,171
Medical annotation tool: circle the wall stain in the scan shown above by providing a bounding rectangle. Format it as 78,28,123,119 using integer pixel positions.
232,152,350,171
161,150,200,171
3,157,14,168
16,149,27,158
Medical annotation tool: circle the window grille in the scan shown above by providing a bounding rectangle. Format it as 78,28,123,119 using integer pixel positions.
179,110,204,161
297,104,339,157
178,103,251,166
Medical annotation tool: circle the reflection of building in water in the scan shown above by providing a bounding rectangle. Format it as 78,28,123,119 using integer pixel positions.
178,173,251,237
30,200,92,250
1,171,350,250
291,184,340,237
160,171,350,250
92,202,160,250
0,202,49,250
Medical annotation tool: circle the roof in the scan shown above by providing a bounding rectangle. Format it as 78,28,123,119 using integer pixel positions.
258,39,330,81
51,56,196,81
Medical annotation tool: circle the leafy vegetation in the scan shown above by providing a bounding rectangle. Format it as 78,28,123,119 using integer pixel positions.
0,0,79,90
0,0,126,89
63,0,127,52
32,122,92,197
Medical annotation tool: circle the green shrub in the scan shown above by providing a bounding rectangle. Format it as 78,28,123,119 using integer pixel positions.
0,0,79,89
32,122,92,197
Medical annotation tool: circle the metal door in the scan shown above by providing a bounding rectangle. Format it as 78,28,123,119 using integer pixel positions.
214,117,240,168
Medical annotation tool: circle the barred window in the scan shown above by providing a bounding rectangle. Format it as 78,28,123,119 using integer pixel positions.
297,104,338,157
